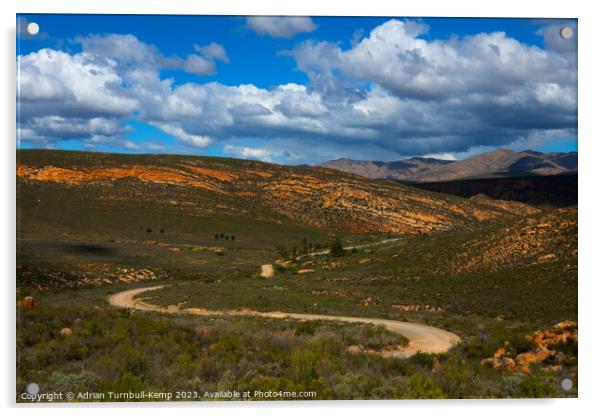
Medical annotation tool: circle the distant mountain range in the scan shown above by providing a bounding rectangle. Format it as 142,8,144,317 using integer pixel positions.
320,149,577,182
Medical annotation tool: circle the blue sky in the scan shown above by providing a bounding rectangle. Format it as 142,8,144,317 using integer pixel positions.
17,15,577,163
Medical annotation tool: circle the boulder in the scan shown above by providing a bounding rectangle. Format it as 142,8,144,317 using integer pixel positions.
483,322,578,374
481,358,494,367
260,264,274,278
516,352,536,373
18,296,35,309
59,327,73,337
553,320,577,330
492,357,504,369
537,253,557,262
493,347,506,358
534,348,551,363
346,345,362,355
502,357,516,370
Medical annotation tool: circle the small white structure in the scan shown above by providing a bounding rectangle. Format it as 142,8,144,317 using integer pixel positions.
260,264,274,278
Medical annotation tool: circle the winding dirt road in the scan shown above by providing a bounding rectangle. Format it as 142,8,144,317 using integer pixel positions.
108,285,460,358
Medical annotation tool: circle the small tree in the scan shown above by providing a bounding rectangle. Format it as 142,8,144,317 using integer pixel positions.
277,246,289,259
146,228,152,233
214,234,219,239
330,236,345,257
231,235,235,241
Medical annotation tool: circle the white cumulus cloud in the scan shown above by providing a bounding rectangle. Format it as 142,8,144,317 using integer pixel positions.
223,145,285,163
246,16,317,38
17,20,577,162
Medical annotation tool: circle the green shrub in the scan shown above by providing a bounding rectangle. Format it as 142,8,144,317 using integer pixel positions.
404,374,446,399
411,352,438,369
554,338,577,357
121,348,149,377
331,372,372,399
294,321,316,337
517,373,559,398
48,370,100,393
111,371,146,393
508,335,535,354
289,349,319,385
329,237,345,257
503,374,523,396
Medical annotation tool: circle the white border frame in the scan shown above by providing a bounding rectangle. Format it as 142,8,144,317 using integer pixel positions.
3,1,600,415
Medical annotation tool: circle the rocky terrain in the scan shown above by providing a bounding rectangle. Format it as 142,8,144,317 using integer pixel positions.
321,149,577,182
481,321,577,373
16,262,166,290
17,150,539,236
451,207,577,274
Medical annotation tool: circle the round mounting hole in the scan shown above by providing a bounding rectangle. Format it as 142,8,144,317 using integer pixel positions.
26,22,40,36
560,26,573,40
26,382,40,395
560,378,573,391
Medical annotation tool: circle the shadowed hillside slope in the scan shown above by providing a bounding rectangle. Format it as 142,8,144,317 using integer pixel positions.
408,174,577,207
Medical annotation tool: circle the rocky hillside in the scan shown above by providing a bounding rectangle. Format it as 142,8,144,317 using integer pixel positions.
320,149,577,182
17,150,538,236
451,207,577,274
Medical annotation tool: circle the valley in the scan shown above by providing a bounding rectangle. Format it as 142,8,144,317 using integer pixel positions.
16,149,578,400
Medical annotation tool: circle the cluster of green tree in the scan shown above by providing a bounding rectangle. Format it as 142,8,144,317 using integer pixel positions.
276,238,328,260
329,236,345,257
301,238,327,253
214,233,235,241
276,236,354,260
